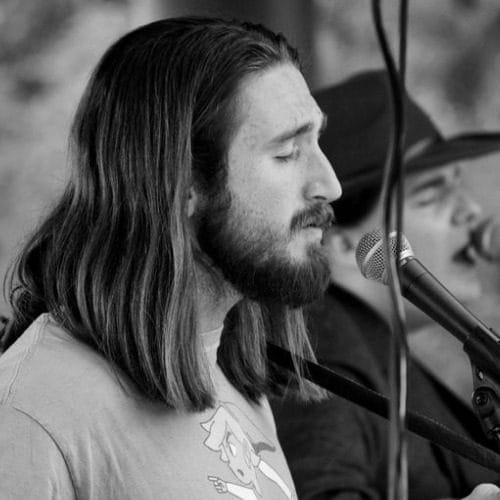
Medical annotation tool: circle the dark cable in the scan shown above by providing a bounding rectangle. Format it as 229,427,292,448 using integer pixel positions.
371,1,410,498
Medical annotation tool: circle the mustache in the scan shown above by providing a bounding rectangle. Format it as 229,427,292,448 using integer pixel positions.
291,204,335,233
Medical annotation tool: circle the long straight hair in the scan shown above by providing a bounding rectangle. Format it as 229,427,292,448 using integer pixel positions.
4,17,323,410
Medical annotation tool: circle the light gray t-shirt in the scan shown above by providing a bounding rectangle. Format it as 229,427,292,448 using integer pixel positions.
0,314,297,499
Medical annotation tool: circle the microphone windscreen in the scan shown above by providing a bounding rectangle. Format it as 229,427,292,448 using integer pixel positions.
355,229,414,284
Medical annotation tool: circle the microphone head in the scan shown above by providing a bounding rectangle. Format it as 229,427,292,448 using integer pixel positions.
355,228,414,284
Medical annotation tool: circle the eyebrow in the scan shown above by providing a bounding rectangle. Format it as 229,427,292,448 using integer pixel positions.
407,166,462,195
267,112,328,146
408,177,447,195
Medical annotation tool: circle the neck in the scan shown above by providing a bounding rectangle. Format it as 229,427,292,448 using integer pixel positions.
195,263,242,333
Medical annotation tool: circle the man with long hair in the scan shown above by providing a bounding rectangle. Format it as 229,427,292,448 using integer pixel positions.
0,17,341,499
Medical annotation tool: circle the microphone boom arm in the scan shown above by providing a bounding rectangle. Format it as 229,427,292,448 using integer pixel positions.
401,256,500,447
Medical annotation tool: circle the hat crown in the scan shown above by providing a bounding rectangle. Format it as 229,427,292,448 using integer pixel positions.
315,70,440,193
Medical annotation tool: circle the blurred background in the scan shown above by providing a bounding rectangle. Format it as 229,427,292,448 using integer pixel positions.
1,0,500,315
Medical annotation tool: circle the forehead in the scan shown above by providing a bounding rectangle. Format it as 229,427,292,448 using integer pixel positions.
230,63,323,148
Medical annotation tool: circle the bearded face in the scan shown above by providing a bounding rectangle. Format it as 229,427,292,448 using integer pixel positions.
193,64,341,306
195,185,334,308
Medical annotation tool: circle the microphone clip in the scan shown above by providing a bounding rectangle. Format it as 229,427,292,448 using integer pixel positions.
471,363,500,450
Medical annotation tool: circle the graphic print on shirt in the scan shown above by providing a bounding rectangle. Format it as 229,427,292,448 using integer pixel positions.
201,402,294,499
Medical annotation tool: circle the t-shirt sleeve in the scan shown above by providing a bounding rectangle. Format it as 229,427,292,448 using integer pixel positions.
0,405,76,499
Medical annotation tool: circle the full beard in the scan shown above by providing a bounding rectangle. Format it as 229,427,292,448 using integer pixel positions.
195,187,332,308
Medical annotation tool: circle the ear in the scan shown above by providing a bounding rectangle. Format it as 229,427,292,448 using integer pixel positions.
187,186,199,218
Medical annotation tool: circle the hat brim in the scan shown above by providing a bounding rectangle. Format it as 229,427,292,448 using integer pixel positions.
406,132,500,169
341,132,500,195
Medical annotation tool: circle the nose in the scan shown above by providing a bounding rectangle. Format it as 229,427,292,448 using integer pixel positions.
304,148,342,204
451,190,482,227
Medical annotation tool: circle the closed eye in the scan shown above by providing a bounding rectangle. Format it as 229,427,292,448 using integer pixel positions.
407,171,461,207
275,146,300,162
411,187,444,206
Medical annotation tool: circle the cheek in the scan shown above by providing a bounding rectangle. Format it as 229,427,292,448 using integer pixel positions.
228,157,300,227
403,207,453,264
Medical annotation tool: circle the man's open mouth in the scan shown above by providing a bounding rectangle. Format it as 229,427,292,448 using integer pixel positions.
452,243,477,266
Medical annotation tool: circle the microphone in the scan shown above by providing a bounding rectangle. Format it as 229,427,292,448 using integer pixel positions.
471,217,500,262
355,228,500,383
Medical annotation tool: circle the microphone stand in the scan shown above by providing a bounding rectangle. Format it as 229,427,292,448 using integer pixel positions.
399,254,500,450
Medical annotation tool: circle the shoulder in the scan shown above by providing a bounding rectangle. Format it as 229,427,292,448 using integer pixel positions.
304,290,387,390
0,404,76,498
0,314,136,432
